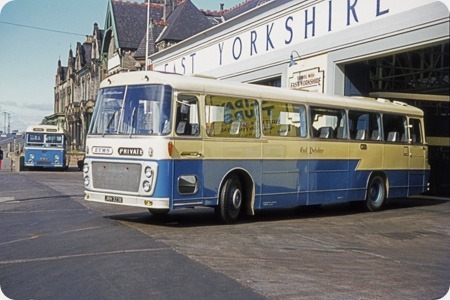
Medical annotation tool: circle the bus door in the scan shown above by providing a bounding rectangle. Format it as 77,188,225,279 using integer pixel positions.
407,118,428,194
171,94,204,206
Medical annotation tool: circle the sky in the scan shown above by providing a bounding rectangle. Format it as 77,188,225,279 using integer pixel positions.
0,0,244,133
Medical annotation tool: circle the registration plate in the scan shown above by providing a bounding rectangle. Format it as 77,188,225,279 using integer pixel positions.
105,195,123,203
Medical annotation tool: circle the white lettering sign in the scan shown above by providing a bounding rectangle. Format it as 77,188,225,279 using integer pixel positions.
154,0,437,75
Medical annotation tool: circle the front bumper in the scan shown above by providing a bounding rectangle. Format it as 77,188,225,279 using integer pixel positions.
84,190,170,209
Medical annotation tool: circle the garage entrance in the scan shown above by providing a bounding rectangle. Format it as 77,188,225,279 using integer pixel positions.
344,42,449,195
344,42,449,97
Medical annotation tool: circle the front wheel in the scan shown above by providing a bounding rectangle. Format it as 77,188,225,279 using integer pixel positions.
148,208,170,217
217,175,243,224
366,175,387,212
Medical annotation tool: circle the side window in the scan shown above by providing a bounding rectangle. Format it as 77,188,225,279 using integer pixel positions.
349,111,381,141
175,94,200,136
310,107,347,139
409,118,423,144
383,114,407,143
205,95,259,138
261,101,307,137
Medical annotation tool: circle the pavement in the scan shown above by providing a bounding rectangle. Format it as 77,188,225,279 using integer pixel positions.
0,157,12,173
0,155,80,173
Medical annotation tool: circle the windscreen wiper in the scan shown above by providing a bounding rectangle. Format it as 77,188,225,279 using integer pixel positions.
103,110,117,137
129,107,136,138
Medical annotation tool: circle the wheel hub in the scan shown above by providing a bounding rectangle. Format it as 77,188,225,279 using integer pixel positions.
232,189,242,209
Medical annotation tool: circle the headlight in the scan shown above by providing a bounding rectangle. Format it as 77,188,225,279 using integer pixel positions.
54,154,60,160
144,166,153,178
29,154,35,160
83,163,89,173
84,176,90,186
143,181,151,192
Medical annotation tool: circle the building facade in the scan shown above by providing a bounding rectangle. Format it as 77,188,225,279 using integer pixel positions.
51,23,103,151
150,0,449,97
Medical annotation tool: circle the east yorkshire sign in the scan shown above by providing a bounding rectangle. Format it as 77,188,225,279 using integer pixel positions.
289,67,325,93
154,0,437,75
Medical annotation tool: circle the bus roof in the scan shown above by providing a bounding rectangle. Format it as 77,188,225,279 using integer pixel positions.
100,71,424,117
25,125,66,134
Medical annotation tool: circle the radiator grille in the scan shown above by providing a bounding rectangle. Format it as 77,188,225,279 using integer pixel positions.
92,162,141,193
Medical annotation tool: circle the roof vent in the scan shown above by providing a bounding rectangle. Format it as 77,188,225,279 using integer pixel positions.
190,74,217,80
393,100,408,106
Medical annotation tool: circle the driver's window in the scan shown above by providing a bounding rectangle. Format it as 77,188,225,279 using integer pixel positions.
175,95,200,136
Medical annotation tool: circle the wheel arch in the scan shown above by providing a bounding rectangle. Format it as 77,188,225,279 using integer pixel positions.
365,171,389,199
219,168,255,216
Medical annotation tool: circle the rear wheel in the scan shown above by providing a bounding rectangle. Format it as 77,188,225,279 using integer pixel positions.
217,175,243,224
366,175,386,211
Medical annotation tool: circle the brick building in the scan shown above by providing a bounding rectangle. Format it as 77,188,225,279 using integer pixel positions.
49,23,103,151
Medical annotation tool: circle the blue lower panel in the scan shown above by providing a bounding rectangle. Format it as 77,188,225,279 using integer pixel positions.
386,170,409,198
409,170,429,196
166,158,427,210
172,159,204,207
152,160,174,201
260,160,303,208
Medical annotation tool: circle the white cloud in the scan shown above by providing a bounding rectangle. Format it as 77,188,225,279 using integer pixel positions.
0,102,52,132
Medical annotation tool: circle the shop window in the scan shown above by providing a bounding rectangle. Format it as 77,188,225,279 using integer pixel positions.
252,77,282,87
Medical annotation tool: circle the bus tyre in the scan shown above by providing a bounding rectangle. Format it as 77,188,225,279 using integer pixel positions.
366,175,386,212
148,208,170,217
218,175,243,224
